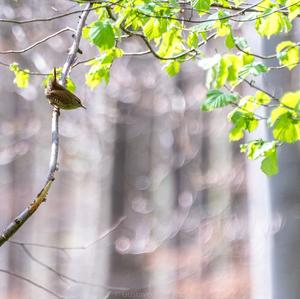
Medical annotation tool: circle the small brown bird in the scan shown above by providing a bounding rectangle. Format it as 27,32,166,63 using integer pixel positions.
45,67,86,110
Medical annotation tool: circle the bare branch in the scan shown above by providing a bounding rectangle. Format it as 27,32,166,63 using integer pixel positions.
0,181,53,247
19,244,128,291
0,6,100,24
0,27,74,55
9,216,126,250
0,269,63,299
235,43,277,60
72,50,152,69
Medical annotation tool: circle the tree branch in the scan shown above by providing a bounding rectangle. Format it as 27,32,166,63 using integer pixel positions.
0,269,62,299
0,3,92,248
18,244,128,291
9,216,126,250
0,6,100,24
0,27,74,55
106,6,217,61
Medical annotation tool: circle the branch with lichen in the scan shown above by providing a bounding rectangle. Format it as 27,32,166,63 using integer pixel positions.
0,3,92,248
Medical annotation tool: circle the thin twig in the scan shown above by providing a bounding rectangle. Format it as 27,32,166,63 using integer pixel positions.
0,27,74,54
9,216,126,250
235,41,300,60
106,6,217,61
134,0,263,24
0,6,100,24
72,50,152,68
0,269,63,299
19,244,128,291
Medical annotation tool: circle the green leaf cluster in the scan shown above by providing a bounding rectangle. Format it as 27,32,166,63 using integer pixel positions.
200,89,239,111
9,63,30,89
276,41,299,70
255,0,292,38
241,140,279,176
85,48,124,89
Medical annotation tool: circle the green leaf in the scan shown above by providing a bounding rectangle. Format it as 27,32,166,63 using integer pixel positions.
240,140,279,176
261,149,279,176
280,91,300,110
85,48,123,89
228,109,259,141
164,60,181,77
157,28,184,58
286,0,300,20
89,21,115,50
191,0,211,12
215,57,229,87
255,5,292,38
9,63,30,89
241,139,276,159
255,90,271,105
272,112,300,143
143,18,167,40
234,37,249,50
66,78,76,93
238,62,269,79
187,32,198,48
201,89,238,112
82,26,90,40
222,54,243,85
214,11,231,37
191,13,217,32
225,31,235,49
276,40,299,70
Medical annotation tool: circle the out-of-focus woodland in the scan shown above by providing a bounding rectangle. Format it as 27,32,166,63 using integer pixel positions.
1,1,300,299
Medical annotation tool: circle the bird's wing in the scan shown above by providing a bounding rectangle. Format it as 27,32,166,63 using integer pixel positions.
49,89,84,107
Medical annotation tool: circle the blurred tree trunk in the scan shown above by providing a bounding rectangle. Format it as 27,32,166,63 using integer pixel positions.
243,22,273,299
108,99,148,298
263,32,300,299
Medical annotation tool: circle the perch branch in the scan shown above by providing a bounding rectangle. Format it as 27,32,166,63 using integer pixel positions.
0,3,92,248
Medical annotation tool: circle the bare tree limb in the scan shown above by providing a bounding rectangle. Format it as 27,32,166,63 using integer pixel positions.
0,27,75,55
0,6,99,24
0,269,63,298
19,244,128,291
9,216,126,250
0,181,53,247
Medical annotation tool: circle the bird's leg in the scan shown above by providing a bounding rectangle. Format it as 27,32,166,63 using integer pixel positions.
54,106,60,116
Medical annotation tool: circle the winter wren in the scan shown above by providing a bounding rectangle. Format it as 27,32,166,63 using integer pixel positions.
45,67,86,110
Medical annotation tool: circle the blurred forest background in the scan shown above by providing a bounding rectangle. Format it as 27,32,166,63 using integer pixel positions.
1,1,300,299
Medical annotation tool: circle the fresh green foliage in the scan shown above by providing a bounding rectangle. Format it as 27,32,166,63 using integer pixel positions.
241,140,279,176
9,63,30,88
276,41,299,69
89,21,115,50
191,0,211,12
228,109,259,141
10,0,300,175
200,89,238,111
85,48,124,89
